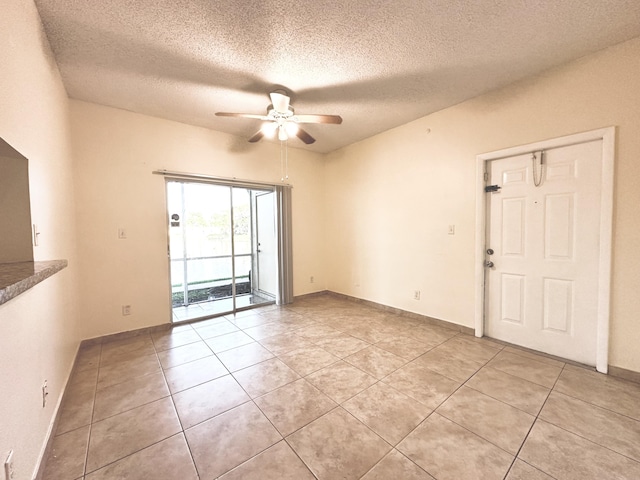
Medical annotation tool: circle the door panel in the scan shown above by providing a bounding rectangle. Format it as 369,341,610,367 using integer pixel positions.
255,192,277,296
485,140,602,365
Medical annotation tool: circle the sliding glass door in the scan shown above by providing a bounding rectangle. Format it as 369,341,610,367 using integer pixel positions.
167,180,277,322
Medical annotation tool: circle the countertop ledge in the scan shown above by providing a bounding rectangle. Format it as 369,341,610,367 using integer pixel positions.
0,260,68,305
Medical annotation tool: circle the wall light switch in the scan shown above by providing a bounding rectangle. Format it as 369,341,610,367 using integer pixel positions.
448,225,455,235
118,228,127,239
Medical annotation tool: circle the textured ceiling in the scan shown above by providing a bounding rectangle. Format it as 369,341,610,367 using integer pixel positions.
35,0,640,153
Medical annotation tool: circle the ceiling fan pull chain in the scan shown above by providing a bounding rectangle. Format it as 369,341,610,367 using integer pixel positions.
285,139,289,180
280,140,285,182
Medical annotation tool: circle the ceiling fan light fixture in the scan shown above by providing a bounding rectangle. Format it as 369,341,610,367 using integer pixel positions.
285,122,299,136
261,122,278,138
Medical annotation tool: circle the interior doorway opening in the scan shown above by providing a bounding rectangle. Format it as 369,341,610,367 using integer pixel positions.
166,180,277,322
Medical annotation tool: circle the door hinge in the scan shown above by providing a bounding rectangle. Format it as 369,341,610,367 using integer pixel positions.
484,185,502,193
483,172,488,182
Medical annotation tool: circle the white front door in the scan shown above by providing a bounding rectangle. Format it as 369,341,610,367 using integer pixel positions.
485,140,603,365
255,191,277,297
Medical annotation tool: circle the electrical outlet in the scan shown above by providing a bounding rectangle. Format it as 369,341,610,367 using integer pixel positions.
414,290,421,300
310,276,315,284
4,450,14,480
122,305,132,316
42,380,48,408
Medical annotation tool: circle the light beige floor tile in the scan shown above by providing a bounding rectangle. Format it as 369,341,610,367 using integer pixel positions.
74,345,102,373
305,360,378,403
437,386,535,455
466,367,550,415
436,335,502,363
342,326,389,343
259,309,305,322
243,321,293,340
506,459,554,480
204,330,254,353
398,413,513,480
374,336,433,361
416,347,484,382
258,332,315,356
279,346,340,376
255,379,336,436
173,374,250,429
185,401,282,479
343,382,431,445
85,433,198,480
93,370,169,421
218,441,315,479
99,336,156,366
56,390,95,435
228,313,272,328
288,407,392,480
86,397,181,473
194,319,239,339
487,351,562,388
42,426,90,480
232,357,301,397
362,449,435,480
191,316,232,329
382,361,460,409
217,342,274,372
406,325,457,347
65,369,98,398
163,354,229,393
344,346,407,379
294,323,343,341
540,391,640,462
503,346,565,368
554,365,640,420
156,341,213,369
151,328,202,352
96,353,161,389
313,333,370,358
519,420,640,480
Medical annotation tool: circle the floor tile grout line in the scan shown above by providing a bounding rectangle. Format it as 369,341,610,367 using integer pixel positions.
501,362,568,479
551,375,640,423
158,355,201,479
81,342,103,477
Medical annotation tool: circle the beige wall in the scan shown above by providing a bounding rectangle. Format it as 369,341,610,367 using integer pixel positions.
70,100,326,339
0,0,81,478
325,36,640,372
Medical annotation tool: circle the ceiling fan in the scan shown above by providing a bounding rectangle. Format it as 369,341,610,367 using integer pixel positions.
215,91,342,145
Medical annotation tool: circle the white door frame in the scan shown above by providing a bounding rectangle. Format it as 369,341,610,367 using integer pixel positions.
474,127,615,373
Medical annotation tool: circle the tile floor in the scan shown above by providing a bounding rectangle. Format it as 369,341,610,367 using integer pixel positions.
42,295,640,479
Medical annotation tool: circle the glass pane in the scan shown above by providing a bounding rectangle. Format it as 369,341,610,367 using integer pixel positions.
184,183,231,257
187,257,234,303
232,188,251,255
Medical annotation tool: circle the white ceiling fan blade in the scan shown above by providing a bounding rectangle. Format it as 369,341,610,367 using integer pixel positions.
293,114,342,124
270,92,290,113
215,112,269,120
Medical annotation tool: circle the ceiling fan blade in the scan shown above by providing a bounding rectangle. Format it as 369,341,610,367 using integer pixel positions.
248,130,264,143
215,112,268,120
293,114,343,124
296,127,316,144
270,92,290,113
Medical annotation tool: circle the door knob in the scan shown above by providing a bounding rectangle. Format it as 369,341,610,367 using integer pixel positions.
486,248,494,255
485,261,494,268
